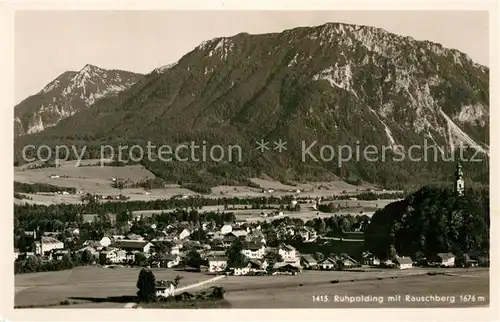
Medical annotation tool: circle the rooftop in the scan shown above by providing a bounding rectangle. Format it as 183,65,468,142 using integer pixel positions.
395,256,413,264
41,236,62,244
208,256,227,262
113,240,150,249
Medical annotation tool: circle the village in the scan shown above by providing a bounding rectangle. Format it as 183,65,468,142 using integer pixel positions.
13,162,490,308
14,204,486,295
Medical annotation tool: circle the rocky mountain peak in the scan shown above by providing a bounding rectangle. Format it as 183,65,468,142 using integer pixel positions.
14,22,489,187
14,64,143,136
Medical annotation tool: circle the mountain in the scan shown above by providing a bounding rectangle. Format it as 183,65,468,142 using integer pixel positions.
14,23,489,188
14,64,143,136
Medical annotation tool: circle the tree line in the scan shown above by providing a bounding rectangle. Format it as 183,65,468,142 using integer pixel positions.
14,181,77,194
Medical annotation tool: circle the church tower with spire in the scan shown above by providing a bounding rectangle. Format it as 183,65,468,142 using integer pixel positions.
454,162,464,196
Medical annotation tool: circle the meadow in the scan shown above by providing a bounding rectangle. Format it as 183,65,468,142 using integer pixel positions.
14,266,208,308
14,266,489,309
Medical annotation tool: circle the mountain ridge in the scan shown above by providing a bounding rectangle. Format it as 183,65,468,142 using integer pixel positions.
14,64,144,136
14,22,489,188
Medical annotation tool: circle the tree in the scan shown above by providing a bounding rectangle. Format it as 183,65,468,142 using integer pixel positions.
116,210,133,227
184,249,203,270
191,228,208,242
173,275,183,287
135,252,147,266
264,250,283,264
226,239,247,267
387,245,397,261
99,253,108,266
136,268,157,302
62,253,73,269
81,249,93,264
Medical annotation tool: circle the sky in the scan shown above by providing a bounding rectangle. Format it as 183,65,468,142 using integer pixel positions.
15,10,489,104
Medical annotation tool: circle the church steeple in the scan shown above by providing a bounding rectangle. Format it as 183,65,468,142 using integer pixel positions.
454,162,464,196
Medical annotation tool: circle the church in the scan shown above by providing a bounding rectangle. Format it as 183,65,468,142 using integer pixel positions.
454,162,464,196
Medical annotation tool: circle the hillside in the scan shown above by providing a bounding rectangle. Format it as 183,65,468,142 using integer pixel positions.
14,22,489,188
14,64,144,136
364,186,489,259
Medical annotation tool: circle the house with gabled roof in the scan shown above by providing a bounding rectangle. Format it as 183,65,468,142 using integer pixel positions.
362,251,380,266
245,231,266,245
229,262,251,276
76,245,100,257
113,239,153,253
298,227,317,242
156,280,176,298
301,254,318,269
318,257,337,270
207,256,228,273
33,236,64,256
394,256,413,270
82,213,99,224
242,242,266,259
229,230,248,238
52,249,70,261
339,254,358,268
248,258,268,272
272,262,302,275
179,228,191,240
220,224,233,235
82,240,103,250
126,234,145,241
278,244,299,263
430,253,456,267
99,236,112,247
155,254,180,268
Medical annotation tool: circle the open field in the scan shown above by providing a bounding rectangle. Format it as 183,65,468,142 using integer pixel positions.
131,199,393,223
248,177,377,193
15,164,155,194
15,161,401,205
15,266,489,308
221,269,489,308
14,266,208,307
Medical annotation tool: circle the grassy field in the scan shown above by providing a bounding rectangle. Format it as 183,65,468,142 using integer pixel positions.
217,268,490,308
15,161,398,205
130,199,391,224
248,177,374,193
15,266,489,309
14,266,208,307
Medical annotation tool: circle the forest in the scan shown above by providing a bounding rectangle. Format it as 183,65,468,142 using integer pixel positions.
364,186,489,260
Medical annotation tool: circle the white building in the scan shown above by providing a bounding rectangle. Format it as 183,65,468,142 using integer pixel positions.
179,229,191,240
434,253,456,267
395,256,413,270
170,245,182,255
232,265,251,276
156,281,176,298
241,243,266,259
278,244,299,263
99,236,112,247
208,257,228,273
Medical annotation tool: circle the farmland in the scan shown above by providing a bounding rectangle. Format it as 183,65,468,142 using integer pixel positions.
14,267,489,308
14,266,208,307
220,269,489,308
15,161,401,206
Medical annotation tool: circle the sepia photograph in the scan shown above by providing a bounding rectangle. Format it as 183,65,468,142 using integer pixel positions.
5,3,496,318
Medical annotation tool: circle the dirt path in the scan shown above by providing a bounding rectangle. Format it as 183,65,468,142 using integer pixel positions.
174,275,227,294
